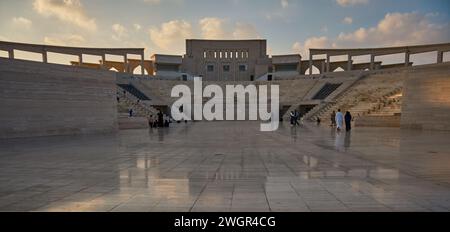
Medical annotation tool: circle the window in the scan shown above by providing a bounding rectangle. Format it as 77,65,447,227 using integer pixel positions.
207,65,214,72
223,65,230,72
239,64,247,72
203,51,207,58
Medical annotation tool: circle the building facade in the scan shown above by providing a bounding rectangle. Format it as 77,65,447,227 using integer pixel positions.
153,39,302,81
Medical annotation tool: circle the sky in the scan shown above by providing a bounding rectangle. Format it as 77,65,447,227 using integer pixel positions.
0,0,449,63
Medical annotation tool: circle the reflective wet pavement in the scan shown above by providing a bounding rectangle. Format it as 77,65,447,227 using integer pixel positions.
0,121,450,212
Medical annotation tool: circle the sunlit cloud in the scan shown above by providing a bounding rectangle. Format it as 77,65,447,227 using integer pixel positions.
199,18,227,39
149,20,193,53
33,0,97,31
293,12,449,57
112,23,128,41
336,0,369,7
342,17,353,24
12,17,33,29
44,34,86,46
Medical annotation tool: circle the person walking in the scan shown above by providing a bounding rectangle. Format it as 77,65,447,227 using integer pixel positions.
129,108,133,117
148,115,154,128
335,109,344,132
331,111,336,127
290,111,295,126
294,110,300,126
345,111,352,132
157,110,164,128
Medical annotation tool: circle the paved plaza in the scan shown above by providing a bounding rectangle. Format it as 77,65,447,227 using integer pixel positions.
0,121,449,212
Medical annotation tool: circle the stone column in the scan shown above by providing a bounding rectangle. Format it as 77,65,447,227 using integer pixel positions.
437,51,444,63
405,51,410,67
370,54,375,70
309,53,313,75
78,54,83,65
321,61,325,74
141,52,145,75
347,54,352,71
42,50,47,63
297,62,301,75
326,54,330,73
8,50,14,59
124,54,128,73
101,54,106,69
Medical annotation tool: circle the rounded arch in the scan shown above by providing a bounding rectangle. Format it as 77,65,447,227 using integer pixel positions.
109,67,119,72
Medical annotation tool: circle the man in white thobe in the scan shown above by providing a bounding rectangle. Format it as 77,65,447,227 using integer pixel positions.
335,109,344,131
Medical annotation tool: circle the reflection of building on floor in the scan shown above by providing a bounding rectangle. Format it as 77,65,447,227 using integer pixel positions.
1,122,448,212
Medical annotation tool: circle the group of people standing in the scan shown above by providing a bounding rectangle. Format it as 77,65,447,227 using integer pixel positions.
289,110,302,126
331,109,352,132
148,110,170,128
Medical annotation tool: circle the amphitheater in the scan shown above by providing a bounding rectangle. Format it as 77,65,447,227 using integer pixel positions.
0,40,450,212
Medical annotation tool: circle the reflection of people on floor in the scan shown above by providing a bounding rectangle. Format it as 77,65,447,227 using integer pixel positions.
344,131,351,149
345,111,352,132
290,126,297,142
334,129,346,151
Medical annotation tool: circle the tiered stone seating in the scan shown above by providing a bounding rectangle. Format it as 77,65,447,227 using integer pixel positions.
307,71,406,122
117,85,159,117
367,94,402,116
117,84,151,100
353,92,403,127
312,83,342,100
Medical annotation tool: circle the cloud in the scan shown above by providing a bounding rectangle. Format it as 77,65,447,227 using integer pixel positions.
281,0,289,8
292,41,302,53
342,17,353,24
293,12,449,57
149,20,193,53
337,12,450,47
199,18,260,40
292,36,334,57
133,23,142,31
44,34,85,46
33,0,97,31
112,23,128,41
149,18,259,53
12,17,33,29
199,17,226,39
336,0,369,7
232,22,260,39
